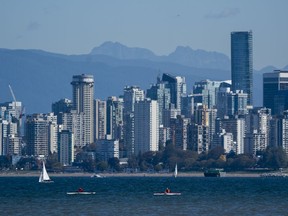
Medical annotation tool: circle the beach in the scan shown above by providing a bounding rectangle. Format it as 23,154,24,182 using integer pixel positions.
0,171,261,178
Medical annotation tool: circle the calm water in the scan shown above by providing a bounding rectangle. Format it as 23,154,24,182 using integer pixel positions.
0,176,287,216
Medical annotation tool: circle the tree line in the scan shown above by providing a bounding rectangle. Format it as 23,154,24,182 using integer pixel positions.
1,145,286,172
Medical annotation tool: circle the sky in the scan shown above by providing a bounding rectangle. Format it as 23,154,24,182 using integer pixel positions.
1,0,288,70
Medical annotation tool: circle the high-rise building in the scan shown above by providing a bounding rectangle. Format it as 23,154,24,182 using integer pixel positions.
94,99,106,140
263,70,288,115
96,139,119,161
123,86,144,156
106,96,124,140
221,116,245,154
58,130,74,166
147,82,170,126
71,74,94,144
134,99,159,154
25,113,57,157
270,111,288,155
162,73,186,110
52,98,72,116
244,107,271,155
193,80,222,109
58,110,85,147
170,115,190,150
231,31,253,106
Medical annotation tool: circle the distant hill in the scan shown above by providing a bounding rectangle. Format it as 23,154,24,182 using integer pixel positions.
0,42,284,114
90,41,230,70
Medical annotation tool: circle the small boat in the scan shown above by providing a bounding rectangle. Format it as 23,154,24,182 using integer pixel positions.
39,161,53,183
153,192,181,196
67,192,96,195
173,164,178,178
91,174,104,178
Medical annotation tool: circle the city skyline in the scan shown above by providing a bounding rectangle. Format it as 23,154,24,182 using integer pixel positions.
1,0,288,70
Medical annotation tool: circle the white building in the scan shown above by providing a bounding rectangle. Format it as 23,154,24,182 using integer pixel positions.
134,99,159,154
221,116,245,154
71,74,94,145
123,86,145,156
94,99,107,140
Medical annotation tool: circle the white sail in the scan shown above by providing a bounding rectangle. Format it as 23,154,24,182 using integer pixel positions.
174,164,178,178
39,161,53,183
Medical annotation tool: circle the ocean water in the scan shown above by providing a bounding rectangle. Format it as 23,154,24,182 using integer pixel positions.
0,176,287,216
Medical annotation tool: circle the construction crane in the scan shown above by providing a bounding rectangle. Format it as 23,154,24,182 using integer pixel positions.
8,84,17,104
8,84,22,135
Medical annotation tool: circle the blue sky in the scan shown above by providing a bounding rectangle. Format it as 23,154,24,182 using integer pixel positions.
1,0,287,70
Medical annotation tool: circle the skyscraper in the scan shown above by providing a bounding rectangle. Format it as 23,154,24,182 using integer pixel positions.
71,74,94,145
231,31,253,106
162,73,186,110
123,86,144,156
134,99,159,154
263,70,288,115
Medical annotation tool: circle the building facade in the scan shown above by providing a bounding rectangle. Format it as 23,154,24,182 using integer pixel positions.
231,31,253,106
263,70,288,115
71,74,94,145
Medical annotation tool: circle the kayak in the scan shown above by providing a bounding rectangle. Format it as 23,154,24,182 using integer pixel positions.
153,192,181,196
67,192,96,195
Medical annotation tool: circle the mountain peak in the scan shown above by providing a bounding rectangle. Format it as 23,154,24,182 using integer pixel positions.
90,41,156,60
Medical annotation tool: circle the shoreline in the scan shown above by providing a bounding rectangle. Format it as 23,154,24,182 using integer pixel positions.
0,171,261,178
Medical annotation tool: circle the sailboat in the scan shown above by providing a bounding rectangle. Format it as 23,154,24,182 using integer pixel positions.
39,161,53,183
173,164,178,178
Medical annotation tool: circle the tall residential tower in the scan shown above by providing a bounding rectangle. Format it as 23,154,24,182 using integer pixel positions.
231,31,253,106
71,74,94,145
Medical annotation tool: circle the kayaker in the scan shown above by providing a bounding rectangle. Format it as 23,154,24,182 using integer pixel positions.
165,188,171,193
78,188,84,192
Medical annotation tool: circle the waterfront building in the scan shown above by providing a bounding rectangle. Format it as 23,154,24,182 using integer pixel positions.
58,130,74,165
244,107,271,155
270,111,288,155
212,129,234,153
25,113,57,157
263,70,288,115
0,120,8,155
96,138,119,161
123,86,144,156
231,31,253,105
188,123,209,154
221,116,245,154
71,74,94,145
134,99,159,154
94,99,107,140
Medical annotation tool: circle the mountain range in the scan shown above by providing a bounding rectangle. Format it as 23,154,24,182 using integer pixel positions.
0,41,286,114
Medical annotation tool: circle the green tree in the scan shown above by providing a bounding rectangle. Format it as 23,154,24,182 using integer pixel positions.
108,157,121,171
96,161,108,171
260,147,288,169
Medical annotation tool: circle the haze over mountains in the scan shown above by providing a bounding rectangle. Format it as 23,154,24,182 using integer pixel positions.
0,41,286,114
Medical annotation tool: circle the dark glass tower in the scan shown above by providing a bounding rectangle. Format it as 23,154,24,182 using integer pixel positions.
231,31,253,106
263,70,288,115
